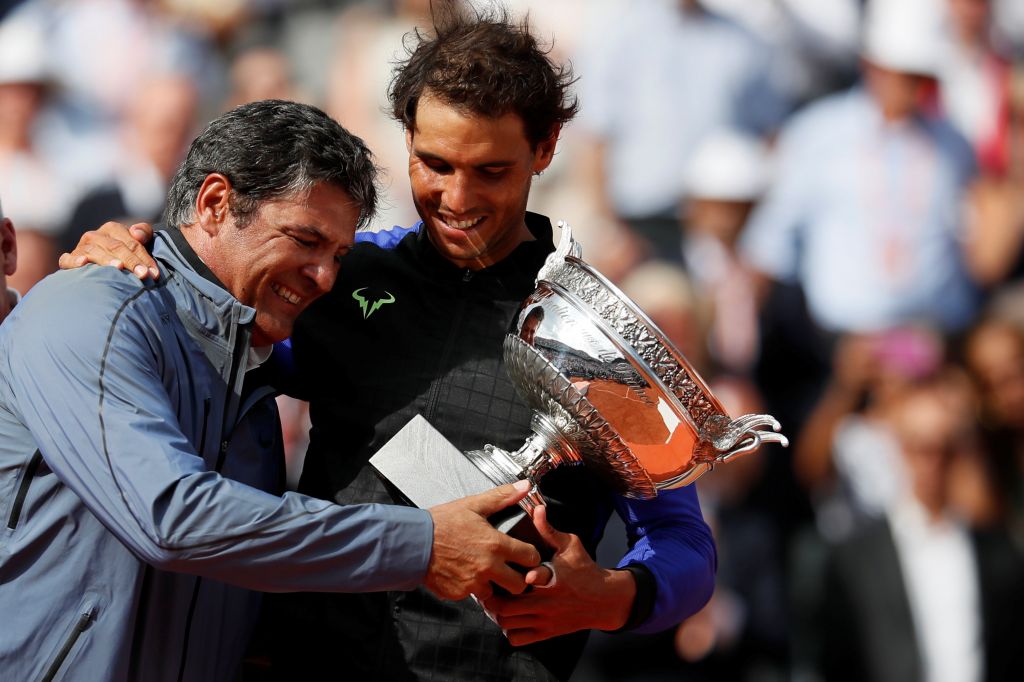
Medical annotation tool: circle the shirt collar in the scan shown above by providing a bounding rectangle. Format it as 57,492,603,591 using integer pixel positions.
163,223,231,292
889,493,960,537
246,344,274,372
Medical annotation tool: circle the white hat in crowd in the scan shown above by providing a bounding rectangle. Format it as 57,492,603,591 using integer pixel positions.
0,16,50,86
683,130,770,203
860,0,945,77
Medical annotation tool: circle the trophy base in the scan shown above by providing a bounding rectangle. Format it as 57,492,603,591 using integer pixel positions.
369,415,526,534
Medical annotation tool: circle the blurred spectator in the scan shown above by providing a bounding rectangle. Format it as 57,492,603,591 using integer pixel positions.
937,0,1003,155
962,315,1024,522
59,74,198,255
0,196,17,325
811,372,1024,682
266,0,362,106
703,0,863,105
7,0,215,188
742,0,980,338
0,14,72,294
224,45,304,109
788,329,945,682
960,63,1024,287
939,0,1010,171
323,0,447,231
562,213,649,287
576,0,790,261
963,317,1024,435
795,328,944,541
681,129,769,376
160,0,249,42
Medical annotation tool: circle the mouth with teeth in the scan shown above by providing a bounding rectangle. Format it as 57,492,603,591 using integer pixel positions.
440,215,485,230
270,282,303,306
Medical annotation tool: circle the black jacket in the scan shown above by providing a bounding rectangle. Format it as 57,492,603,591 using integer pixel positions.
263,214,624,681
816,518,1024,682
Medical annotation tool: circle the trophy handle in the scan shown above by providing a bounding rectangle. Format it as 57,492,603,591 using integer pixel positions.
537,221,583,284
695,413,790,466
657,414,789,489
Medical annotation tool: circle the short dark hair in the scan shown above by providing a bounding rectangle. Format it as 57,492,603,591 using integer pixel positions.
388,5,579,148
165,99,379,230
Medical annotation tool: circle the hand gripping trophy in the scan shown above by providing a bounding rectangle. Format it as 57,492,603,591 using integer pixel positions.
371,223,788,514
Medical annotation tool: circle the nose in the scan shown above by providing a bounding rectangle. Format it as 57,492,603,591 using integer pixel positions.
303,258,337,296
442,171,475,214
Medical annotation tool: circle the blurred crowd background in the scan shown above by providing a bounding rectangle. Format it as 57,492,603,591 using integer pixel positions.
3,0,1024,680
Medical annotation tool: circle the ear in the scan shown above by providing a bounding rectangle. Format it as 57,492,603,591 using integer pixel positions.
405,128,414,154
531,128,559,175
1,218,16,277
194,173,233,236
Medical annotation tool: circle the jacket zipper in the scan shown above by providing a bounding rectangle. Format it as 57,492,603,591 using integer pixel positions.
7,449,42,530
213,438,231,474
214,344,245,474
198,398,211,459
41,603,96,682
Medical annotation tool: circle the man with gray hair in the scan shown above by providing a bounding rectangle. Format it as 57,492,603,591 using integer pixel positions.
0,196,17,324
0,99,539,681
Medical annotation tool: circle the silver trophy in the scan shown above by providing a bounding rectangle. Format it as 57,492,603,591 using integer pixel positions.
372,223,788,513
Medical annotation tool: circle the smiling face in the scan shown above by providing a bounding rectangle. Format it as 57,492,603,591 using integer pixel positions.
406,93,556,270
212,181,360,346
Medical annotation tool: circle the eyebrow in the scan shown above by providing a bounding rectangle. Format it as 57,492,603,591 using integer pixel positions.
415,149,517,170
286,224,353,252
286,225,327,240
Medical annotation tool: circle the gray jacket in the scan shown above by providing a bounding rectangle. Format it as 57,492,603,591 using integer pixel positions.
0,229,433,681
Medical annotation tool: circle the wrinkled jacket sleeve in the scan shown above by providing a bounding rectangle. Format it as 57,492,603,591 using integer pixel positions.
614,485,716,633
5,273,433,593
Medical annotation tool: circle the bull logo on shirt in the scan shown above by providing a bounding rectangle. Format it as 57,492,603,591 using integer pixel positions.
352,287,396,319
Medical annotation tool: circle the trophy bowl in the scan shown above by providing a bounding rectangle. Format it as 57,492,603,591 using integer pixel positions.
465,223,788,509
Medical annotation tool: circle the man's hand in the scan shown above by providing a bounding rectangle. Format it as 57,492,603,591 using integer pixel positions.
425,480,541,602
479,505,637,645
58,222,159,280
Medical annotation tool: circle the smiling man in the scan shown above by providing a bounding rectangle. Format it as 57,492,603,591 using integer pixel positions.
266,10,716,680
0,99,541,681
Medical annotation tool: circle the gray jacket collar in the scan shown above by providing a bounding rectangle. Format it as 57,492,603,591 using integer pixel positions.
152,226,257,330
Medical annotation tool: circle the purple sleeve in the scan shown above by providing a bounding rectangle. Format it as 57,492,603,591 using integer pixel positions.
613,484,717,633
354,223,421,248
